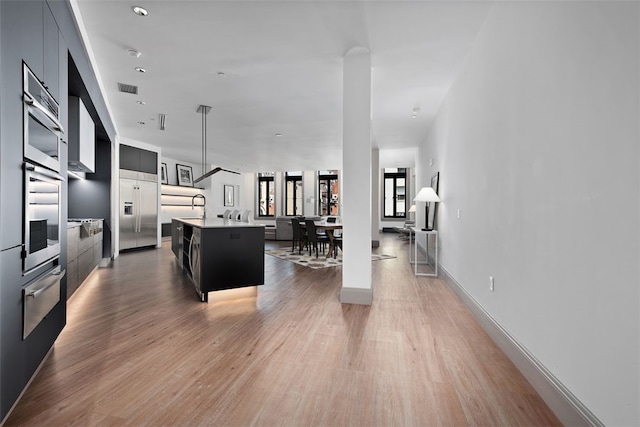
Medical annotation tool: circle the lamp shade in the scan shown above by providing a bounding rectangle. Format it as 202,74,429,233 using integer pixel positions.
408,204,416,213
413,187,440,203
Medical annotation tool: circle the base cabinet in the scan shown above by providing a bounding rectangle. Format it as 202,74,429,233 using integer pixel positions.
66,220,103,299
171,219,264,302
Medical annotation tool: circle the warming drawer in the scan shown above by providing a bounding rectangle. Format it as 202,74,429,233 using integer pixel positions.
23,266,65,339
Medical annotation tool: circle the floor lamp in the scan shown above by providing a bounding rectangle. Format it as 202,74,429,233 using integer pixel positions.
413,187,440,231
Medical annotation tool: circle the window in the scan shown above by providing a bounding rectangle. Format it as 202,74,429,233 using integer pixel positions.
257,172,275,217
318,170,339,216
383,168,407,218
285,171,303,216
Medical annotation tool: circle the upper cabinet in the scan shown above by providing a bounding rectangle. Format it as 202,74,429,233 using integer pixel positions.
43,3,59,100
15,2,60,101
119,144,157,175
68,96,95,173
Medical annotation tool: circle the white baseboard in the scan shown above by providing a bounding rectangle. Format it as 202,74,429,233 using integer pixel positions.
438,265,603,427
340,287,373,305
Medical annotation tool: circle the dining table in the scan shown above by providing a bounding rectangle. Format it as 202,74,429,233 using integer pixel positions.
296,220,343,259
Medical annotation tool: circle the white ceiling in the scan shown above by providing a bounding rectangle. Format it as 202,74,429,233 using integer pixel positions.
73,1,491,173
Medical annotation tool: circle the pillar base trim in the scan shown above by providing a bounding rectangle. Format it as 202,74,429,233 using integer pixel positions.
340,287,372,305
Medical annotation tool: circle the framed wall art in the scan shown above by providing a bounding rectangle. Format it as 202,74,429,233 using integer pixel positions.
160,162,168,184
224,185,234,207
427,171,440,230
176,164,194,187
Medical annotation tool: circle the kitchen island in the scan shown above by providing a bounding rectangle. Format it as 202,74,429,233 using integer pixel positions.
171,218,264,302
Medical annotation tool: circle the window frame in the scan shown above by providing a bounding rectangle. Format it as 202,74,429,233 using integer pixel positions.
383,168,407,219
257,173,275,218
284,171,303,216
318,170,339,216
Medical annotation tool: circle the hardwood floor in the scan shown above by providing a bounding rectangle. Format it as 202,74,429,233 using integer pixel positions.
5,235,561,426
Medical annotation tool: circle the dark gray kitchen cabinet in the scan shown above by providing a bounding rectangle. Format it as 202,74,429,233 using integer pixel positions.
0,1,40,249
0,0,67,421
4,1,60,101
119,144,157,174
43,3,60,100
14,0,44,79
139,149,157,174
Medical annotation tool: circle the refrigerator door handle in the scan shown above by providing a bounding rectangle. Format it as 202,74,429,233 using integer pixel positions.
135,186,141,233
133,185,140,233
132,187,137,233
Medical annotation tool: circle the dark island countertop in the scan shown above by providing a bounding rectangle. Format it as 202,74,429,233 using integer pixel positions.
173,217,264,229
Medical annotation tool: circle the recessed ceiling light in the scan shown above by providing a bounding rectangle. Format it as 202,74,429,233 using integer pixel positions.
127,48,142,58
135,67,146,73
217,72,227,77
132,6,149,16
137,121,146,125
275,133,282,137
137,100,146,105
411,107,420,118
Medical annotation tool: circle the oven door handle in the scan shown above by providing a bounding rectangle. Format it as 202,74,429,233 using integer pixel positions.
23,92,65,136
24,162,65,181
25,267,66,298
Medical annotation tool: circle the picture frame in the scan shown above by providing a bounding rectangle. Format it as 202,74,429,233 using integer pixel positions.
224,184,234,207
160,162,168,184
427,171,440,230
176,164,194,187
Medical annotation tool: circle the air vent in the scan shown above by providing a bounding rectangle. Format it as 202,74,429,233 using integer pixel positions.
117,82,138,94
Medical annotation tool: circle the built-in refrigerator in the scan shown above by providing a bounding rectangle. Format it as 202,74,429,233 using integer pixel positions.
119,170,158,250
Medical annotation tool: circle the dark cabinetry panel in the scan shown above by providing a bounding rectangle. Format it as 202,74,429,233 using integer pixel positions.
43,2,59,100
119,144,138,171
14,1,44,79
119,144,157,174
2,2,60,100
201,227,264,292
171,220,182,265
139,149,157,174
0,0,67,421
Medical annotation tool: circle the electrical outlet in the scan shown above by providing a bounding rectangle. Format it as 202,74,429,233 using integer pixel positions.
489,276,495,292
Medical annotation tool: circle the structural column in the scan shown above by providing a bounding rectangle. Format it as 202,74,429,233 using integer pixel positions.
340,47,372,305
371,148,380,248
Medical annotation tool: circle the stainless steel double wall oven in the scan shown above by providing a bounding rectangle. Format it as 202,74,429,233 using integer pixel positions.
21,62,65,338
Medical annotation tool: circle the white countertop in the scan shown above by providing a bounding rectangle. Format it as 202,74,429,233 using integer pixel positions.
174,217,265,229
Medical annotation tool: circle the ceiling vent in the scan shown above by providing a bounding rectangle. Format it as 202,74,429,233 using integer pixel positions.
117,82,138,94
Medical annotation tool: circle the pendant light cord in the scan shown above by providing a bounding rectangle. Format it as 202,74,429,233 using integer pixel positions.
201,107,207,177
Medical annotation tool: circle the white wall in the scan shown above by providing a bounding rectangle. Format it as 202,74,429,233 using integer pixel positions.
159,156,206,223
207,167,244,218
418,2,639,425
161,156,245,220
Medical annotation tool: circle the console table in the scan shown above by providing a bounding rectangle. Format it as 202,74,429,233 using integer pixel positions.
409,227,438,277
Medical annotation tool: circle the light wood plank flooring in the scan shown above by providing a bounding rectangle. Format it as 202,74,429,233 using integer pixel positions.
5,235,561,426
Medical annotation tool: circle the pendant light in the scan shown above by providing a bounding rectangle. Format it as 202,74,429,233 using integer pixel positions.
193,104,239,184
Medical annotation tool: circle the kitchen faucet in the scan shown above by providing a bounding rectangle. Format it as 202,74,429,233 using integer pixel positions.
192,194,206,219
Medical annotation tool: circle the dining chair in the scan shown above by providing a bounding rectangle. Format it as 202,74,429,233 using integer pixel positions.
240,209,251,222
222,209,231,219
305,219,328,258
291,218,307,253
326,216,341,238
230,209,240,220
